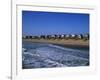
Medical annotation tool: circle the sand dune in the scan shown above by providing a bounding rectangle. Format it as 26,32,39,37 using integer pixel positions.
23,39,89,49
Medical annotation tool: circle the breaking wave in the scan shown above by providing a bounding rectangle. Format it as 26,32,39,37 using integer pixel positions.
22,42,89,69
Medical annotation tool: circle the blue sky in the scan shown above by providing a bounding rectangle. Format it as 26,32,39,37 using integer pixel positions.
22,11,89,36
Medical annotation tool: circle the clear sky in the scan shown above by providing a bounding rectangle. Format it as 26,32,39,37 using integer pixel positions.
22,11,89,36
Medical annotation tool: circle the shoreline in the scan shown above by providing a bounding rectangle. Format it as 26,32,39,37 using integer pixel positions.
52,43,89,50
22,39,89,49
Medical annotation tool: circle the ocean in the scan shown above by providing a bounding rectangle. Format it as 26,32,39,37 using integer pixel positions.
22,41,89,69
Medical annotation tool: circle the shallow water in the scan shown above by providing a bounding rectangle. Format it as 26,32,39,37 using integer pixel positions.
22,41,89,69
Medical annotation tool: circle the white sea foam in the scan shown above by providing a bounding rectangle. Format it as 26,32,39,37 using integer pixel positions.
22,42,89,68
49,44,88,53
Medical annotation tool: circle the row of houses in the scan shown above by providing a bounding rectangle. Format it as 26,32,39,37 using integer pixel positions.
22,34,89,40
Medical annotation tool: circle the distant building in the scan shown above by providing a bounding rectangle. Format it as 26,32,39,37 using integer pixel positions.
83,34,89,40
46,35,51,39
22,33,89,40
40,35,45,39
77,34,83,39
61,34,65,39
65,34,71,39
32,36,37,39
51,34,55,39
71,34,77,39
22,35,26,39
54,34,58,39
25,36,29,39
58,35,62,39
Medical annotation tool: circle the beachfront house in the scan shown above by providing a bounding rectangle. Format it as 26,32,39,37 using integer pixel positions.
58,35,62,39
40,35,45,39
55,35,59,39
22,35,26,39
61,34,65,39
65,34,71,39
24,36,32,39
77,34,83,39
83,34,89,40
32,36,35,39
29,36,32,39
37,35,41,39
46,35,51,39
25,36,29,39
51,34,56,39
32,36,38,39
71,34,77,39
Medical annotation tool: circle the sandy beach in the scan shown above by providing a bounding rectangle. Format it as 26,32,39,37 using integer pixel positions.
22,39,89,49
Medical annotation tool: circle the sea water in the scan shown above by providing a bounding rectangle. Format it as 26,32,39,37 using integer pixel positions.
22,41,89,69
